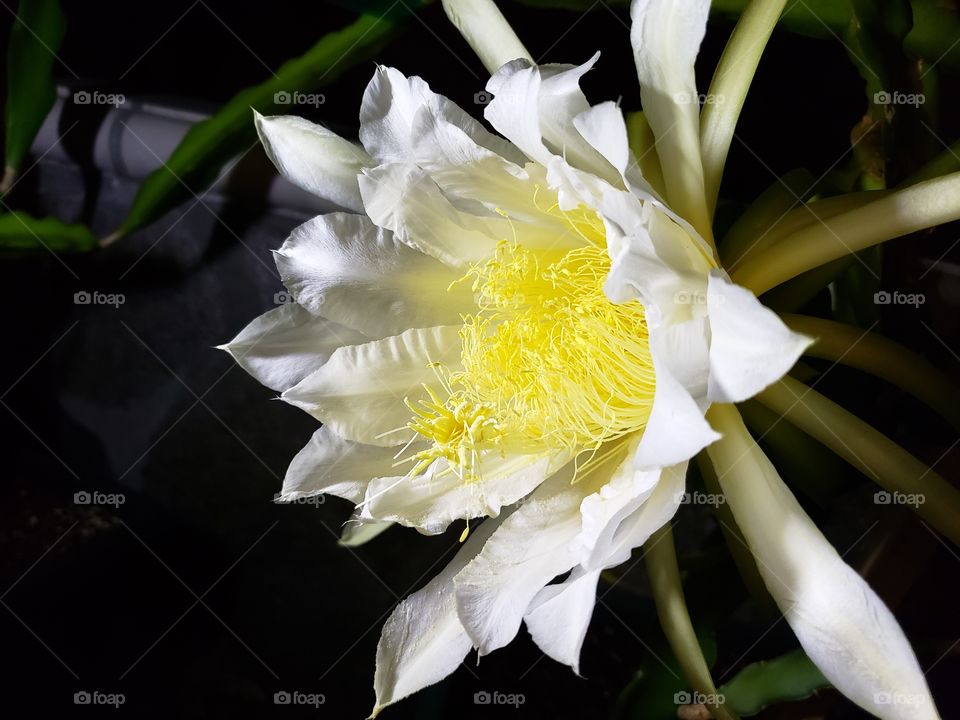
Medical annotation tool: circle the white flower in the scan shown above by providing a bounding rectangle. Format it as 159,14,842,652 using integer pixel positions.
221,0,940,718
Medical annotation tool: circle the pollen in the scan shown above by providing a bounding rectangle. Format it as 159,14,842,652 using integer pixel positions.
406,201,656,480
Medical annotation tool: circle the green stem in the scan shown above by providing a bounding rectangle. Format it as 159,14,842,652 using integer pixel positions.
782,314,960,432
756,375,960,545
701,0,788,216
732,171,960,294
644,524,739,720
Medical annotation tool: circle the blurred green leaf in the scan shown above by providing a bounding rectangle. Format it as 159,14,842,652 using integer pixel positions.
108,9,410,243
0,212,96,252
719,648,830,716
3,0,66,193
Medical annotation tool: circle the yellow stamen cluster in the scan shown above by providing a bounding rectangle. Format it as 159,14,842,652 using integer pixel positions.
407,203,656,480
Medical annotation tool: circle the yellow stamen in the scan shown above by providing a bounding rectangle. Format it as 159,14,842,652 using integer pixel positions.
408,202,656,480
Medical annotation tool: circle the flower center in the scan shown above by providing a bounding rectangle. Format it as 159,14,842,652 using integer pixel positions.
406,204,655,480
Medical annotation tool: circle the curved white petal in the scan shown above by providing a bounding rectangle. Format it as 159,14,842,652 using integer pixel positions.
359,65,524,167
630,0,710,220
254,112,370,212
523,567,601,674
281,325,462,446
706,406,939,720
441,0,532,75
218,302,367,392
361,451,566,535
359,163,503,268
372,514,506,718
485,54,621,184
453,463,583,656
274,212,472,339
278,425,421,504
633,334,719,470
706,270,813,403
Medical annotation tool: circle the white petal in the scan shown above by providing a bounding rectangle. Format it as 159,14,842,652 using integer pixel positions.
373,515,505,717
359,65,524,167
278,425,420,504
454,463,585,655
254,112,370,212
339,516,393,547
523,567,601,674
573,101,629,177
485,54,621,183
359,163,505,269
706,270,813,403
361,451,566,535
633,335,719,469
441,0,532,75
218,302,367,392
275,212,472,339
282,325,462,446
706,406,939,720
630,0,710,214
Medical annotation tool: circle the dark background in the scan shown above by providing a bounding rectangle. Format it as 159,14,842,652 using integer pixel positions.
1,1,958,718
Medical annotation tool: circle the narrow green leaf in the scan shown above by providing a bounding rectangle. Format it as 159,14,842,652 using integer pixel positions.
0,212,96,252
3,0,66,193
108,9,408,243
719,649,830,716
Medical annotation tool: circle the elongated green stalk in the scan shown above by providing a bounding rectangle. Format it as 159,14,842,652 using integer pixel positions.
701,0,788,216
441,0,532,75
695,452,776,615
783,314,960,431
733,171,960,294
644,524,739,720
732,190,889,270
721,169,813,268
757,375,960,546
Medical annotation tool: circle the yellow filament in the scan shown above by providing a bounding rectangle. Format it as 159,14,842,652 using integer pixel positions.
407,203,656,480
